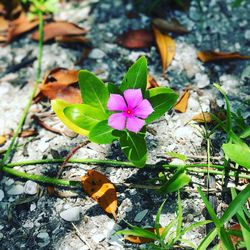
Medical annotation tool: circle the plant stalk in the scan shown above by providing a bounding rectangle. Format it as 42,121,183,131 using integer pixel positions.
0,11,44,166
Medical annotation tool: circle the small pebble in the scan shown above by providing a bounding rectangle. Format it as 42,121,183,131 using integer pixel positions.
30,203,36,211
24,180,39,195
134,209,148,222
7,184,24,195
0,232,3,241
60,207,81,222
0,190,4,201
37,232,50,247
89,48,106,59
92,233,105,243
244,30,250,40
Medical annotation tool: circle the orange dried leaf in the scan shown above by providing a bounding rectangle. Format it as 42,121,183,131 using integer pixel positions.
19,129,38,138
147,74,159,89
32,21,87,42
0,16,9,32
125,228,164,244
81,170,117,220
0,135,7,146
37,68,81,104
174,89,190,113
116,29,153,49
197,51,250,63
152,18,188,34
152,26,176,74
192,112,213,123
55,35,90,44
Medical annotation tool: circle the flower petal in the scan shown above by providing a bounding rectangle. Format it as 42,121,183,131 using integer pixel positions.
108,113,126,130
124,89,143,109
134,99,154,119
107,94,127,111
126,116,145,133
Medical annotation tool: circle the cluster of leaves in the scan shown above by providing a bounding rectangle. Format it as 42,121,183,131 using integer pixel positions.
116,192,211,249
52,56,178,167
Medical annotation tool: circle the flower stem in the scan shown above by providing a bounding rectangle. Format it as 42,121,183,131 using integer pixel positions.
0,11,44,166
2,166,80,187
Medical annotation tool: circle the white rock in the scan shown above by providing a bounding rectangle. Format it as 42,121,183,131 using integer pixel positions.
134,209,148,222
0,225,4,230
30,203,36,211
5,178,14,186
92,233,105,243
89,49,106,59
244,30,250,40
0,190,4,201
7,184,24,195
0,232,3,240
195,73,210,88
174,126,194,141
60,207,81,222
24,180,39,195
37,232,50,247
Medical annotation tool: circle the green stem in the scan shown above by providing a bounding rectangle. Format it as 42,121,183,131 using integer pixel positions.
2,166,80,187
1,11,44,165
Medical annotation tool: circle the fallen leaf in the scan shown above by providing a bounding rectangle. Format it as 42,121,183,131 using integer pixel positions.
125,228,164,244
55,35,90,44
197,51,250,63
32,21,87,42
174,89,190,113
0,16,8,32
0,135,7,146
81,170,117,220
18,129,38,138
147,74,159,89
36,67,82,104
192,112,213,123
152,26,176,74
152,18,188,34
7,12,39,42
116,29,153,49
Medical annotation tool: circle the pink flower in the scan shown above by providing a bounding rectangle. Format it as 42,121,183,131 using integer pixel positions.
107,89,154,133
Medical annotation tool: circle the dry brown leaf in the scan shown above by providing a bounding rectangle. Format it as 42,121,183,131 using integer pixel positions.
192,112,213,123
152,26,176,74
197,51,250,63
7,12,39,42
0,135,7,146
174,89,190,113
152,18,188,34
116,29,153,49
125,228,164,244
0,16,9,32
55,35,90,44
147,74,159,89
37,68,82,104
81,170,117,220
19,129,38,138
219,224,242,249
32,21,87,42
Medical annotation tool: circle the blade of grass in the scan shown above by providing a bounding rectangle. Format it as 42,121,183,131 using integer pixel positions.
197,228,217,250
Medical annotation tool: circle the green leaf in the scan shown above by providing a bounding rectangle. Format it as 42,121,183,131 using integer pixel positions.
120,56,147,93
176,191,183,240
165,151,187,161
197,188,220,228
161,219,177,241
64,104,107,131
219,227,234,250
146,88,178,123
197,228,217,250
119,131,147,167
222,143,250,169
89,120,117,144
182,220,212,236
78,70,109,114
155,200,166,239
108,82,122,94
240,126,250,139
51,99,89,135
159,168,190,193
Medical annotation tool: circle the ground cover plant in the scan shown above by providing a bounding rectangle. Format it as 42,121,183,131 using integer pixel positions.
0,0,249,249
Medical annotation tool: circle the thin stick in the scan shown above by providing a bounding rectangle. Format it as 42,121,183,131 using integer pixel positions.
0,11,44,166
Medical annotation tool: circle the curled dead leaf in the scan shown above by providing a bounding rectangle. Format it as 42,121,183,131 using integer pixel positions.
125,228,164,244
147,74,159,89
0,135,7,146
152,26,176,74
32,21,87,42
174,89,190,113
192,112,213,123
19,129,38,138
36,67,82,104
81,170,117,220
152,18,188,34
55,35,90,44
116,29,153,49
197,51,250,63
